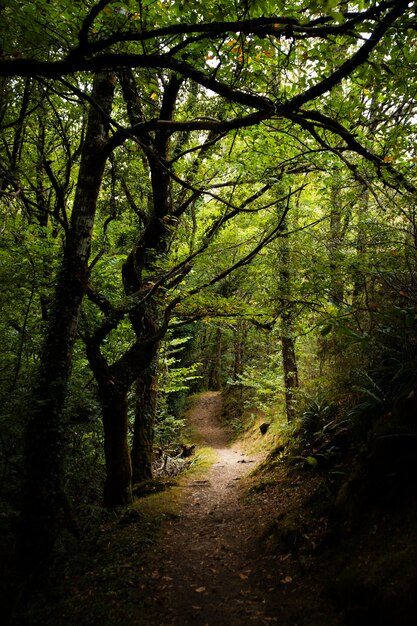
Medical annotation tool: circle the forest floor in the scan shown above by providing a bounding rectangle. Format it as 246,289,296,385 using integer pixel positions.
18,390,340,626
136,391,339,626
9,393,417,625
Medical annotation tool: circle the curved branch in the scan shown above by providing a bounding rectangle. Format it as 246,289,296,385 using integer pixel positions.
286,0,409,110
73,1,398,57
77,0,113,51
291,109,417,194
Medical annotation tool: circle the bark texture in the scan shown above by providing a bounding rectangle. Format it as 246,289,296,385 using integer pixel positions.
17,71,116,580
131,351,160,484
279,215,299,422
100,384,133,508
281,320,299,422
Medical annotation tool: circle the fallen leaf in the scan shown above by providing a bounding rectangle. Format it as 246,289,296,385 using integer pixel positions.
239,573,249,580
195,586,206,593
281,576,293,584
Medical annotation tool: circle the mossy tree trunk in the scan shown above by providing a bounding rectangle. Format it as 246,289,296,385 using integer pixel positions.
17,71,116,579
131,349,160,484
84,72,182,508
279,214,299,422
281,313,299,422
86,329,163,506
120,71,183,486
208,327,223,390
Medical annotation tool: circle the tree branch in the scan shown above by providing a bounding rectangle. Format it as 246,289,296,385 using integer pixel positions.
286,0,409,110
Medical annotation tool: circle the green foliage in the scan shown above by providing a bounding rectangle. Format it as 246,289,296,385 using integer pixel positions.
160,335,202,396
0,392,28,502
1,1,417,604
64,419,106,505
154,332,202,451
59,360,106,505
346,306,417,420
300,395,336,439
228,360,285,411
154,412,186,452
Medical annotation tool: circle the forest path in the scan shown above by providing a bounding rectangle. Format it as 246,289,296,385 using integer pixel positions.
142,391,276,626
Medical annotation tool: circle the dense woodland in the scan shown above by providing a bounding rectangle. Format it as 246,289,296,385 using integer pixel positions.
1,0,417,623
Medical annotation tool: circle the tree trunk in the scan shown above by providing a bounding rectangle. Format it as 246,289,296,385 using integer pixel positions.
233,320,247,380
98,71,183,496
100,384,133,508
329,181,345,305
279,214,299,422
86,332,161,507
281,314,299,422
131,348,160,484
209,327,222,391
17,71,116,581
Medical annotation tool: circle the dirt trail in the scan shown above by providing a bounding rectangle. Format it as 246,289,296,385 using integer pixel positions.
143,391,276,626
22,390,337,626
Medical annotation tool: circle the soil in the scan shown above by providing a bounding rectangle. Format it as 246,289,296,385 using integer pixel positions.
139,392,339,626
9,390,338,626
9,392,417,626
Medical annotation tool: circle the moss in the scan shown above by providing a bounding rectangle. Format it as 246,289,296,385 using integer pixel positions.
189,445,218,469
258,509,304,553
248,477,282,494
132,477,178,498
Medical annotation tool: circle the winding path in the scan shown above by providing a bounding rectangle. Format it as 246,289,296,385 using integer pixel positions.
143,391,276,625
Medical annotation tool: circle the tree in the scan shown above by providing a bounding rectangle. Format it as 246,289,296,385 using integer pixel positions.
278,214,300,421
17,71,117,580
84,75,294,503
0,0,414,576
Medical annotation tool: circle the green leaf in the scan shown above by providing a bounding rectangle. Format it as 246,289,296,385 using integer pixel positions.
328,9,346,23
320,324,333,336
